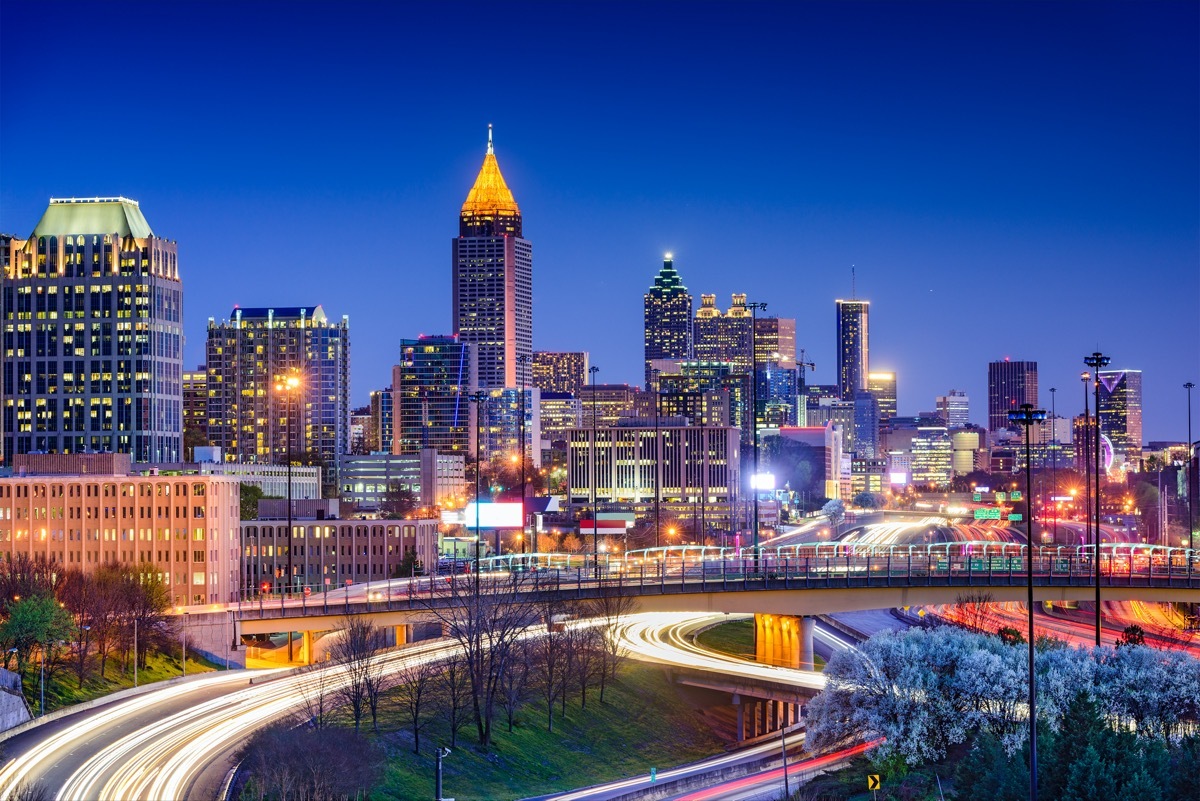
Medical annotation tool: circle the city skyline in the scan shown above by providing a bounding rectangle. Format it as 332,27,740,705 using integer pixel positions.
1,1,1196,441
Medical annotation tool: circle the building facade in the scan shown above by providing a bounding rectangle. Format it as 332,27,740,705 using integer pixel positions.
393,335,477,457
369,386,393,454
0,454,239,605
693,294,753,374
987,359,1038,433
183,366,207,445
337,450,466,511
2,197,183,463
1097,369,1143,469
643,255,692,389
936,389,970,429
754,317,796,368
532,351,588,396
836,299,869,401
538,392,582,446
452,127,532,391
866,372,897,422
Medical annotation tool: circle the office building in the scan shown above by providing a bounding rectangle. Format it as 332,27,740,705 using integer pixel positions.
768,424,845,501
183,366,207,439
578,383,642,428
337,449,466,511
866,372,897,422
567,419,741,530
478,386,541,468
2,197,183,462
350,407,371,455
754,317,796,368
853,390,880,458
538,392,582,446
693,294,753,374
936,390,970,429
393,335,477,457
643,254,692,389
532,351,588,395
951,429,983,475
369,386,393,453
910,426,953,488
987,359,1038,433
836,299,869,400
0,453,239,605
205,305,350,483
1097,369,1143,469
758,361,798,428
452,127,532,390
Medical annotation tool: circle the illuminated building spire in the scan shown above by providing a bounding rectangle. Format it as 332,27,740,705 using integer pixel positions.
487,122,493,155
460,124,520,236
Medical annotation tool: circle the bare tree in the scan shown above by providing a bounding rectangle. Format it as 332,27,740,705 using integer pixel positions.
531,626,566,732
86,564,123,679
57,569,94,688
567,625,602,710
420,572,538,748
392,654,441,754
234,720,382,801
498,637,533,733
296,662,338,730
954,591,995,633
583,588,639,702
438,652,473,749
329,615,386,732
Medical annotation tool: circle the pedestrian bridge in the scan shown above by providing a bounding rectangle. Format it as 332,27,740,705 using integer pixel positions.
235,541,1199,644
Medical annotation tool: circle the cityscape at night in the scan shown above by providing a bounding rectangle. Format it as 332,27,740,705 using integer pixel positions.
0,2,1197,800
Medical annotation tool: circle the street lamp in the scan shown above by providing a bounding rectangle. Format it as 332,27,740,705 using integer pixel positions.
746,301,768,559
1049,387,1057,543
1008,402,1046,801
1186,382,1195,547
650,367,662,549
589,365,600,578
181,611,191,676
468,391,488,594
1080,371,1091,563
1083,351,1110,647
275,371,302,664
434,746,452,801
517,353,532,554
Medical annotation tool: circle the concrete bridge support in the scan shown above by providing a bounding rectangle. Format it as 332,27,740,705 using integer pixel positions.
754,613,814,670
732,694,802,742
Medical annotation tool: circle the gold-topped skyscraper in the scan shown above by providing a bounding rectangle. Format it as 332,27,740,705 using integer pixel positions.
452,125,532,389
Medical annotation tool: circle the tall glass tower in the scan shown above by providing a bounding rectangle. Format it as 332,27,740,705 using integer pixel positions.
643,254,693,388
1097,369,1143,468
987,359,1038,433
452,126,532,390
1,197,183,462
836,299,870,400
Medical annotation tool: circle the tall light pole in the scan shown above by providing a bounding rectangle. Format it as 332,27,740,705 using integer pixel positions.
1050,387,1057,543
650,367,662,549
517,354,531,554
1084,351,1110,647
589,365,600,578
1081,371,1091,550
275,372,301,664
1008,403,1045,801
747,302,767,558
469,391,487,594
1186,382,1195,547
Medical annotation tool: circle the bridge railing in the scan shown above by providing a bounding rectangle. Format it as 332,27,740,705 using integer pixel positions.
235,542,1199,621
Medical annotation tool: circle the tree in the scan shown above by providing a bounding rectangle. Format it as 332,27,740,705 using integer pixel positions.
954,591,995,633
583,587,639,702
296,662,338,730
183,426,210,462
392,654,441,753
437,653,473,749
234,720,382,801
852,491,886,510
998,626,1025,646
56,569,95,688
329,616,387,733
1116,624,1146,648
821,498,845,531
380,483,417,519
497,638,532,733
0,596,72,682
241,484,266,521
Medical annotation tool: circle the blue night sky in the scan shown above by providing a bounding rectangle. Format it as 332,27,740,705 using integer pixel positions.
2,1,1196,441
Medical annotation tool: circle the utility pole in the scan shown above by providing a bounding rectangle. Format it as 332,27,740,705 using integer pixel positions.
1186,382,1195,547
1084,352,1110,647
747,302,767,560
589,365,601,578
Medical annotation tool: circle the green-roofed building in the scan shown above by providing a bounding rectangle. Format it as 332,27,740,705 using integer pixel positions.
1,197,183,463
643,254,694,390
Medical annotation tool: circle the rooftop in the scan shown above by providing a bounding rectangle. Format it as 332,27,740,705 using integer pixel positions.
461,125,520,217
31,197,155,239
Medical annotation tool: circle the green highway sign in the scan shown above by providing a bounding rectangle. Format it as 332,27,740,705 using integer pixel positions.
1010,491,1022,501
972,493,982,502
995,491,1007,502
1008,513,1023,521
974,508,1002,520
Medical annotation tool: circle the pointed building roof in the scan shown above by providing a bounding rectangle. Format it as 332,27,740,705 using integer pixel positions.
31,197,154,239
461,125,520,216
648,254,688,297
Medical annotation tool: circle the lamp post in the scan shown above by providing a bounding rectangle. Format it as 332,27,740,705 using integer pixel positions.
589,365,600,578
1050,387,1057,543
469,391,488,595
1008,402,1046,801
1080,371,1091,563
1083,352,1109,647
746,301,767,559
181,611,190,676
275,372,301,663
650,367,661,549
517,354,531,554
1186,382,1195,546
434,746,452,801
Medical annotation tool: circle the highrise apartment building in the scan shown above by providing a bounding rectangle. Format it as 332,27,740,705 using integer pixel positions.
183,366,208,440
936,390,970,429
1097,369,1143,469
369,386,393,453
532,351,588,395
452,127,532,390
987,359,1038,432
836,299,869,400
205,305,350,478
866,372,897,422
754,317,796,368
643,254,692,389
1,197,183,462
393,335,477,457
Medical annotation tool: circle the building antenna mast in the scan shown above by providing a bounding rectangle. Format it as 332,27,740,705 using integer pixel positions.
851,265,856,300
487,123,494,155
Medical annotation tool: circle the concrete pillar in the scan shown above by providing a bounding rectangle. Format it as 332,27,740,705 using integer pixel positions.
302,631,315,666
800,616,815,671
755,614,766,663
732,693,744,742
394,624,408,646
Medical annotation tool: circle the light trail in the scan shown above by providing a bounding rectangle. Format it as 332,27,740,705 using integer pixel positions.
672,739,880,801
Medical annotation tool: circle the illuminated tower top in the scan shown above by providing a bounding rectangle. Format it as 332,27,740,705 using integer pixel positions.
460,124,522,237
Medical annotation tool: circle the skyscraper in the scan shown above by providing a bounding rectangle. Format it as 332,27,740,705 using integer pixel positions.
532,351,588,395
643,254,692,388
853,390,880,458
836,299,869,400
987,359,1038,432
936,389,970,429
693,294,753,373
452,126,532,390
393,335,477,457
205,305,350,478
1097,369,1143,468
754,317,796,368
1,197,183,462
866,371,897,422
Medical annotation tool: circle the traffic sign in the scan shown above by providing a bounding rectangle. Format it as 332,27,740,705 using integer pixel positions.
972,493,982,502
974,508,1001,520
1010,491,1022,501
1008,513,1023,522
868,774,881,790
995,491,1007,502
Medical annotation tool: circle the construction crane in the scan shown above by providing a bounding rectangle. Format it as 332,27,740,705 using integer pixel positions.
797,348,816,397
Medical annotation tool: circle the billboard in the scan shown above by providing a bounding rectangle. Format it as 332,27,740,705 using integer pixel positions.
751,473,776,491
463,502,524,529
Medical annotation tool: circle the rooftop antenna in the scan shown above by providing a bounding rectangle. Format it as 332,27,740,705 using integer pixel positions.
487,123,494,155
851,265,857,300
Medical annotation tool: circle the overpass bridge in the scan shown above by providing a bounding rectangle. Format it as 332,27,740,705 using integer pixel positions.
234,541,1199,664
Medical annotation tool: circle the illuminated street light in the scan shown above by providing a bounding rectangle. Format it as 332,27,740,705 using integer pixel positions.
1083,351,1110,647
1008,402,1045,801
274,372,302,663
